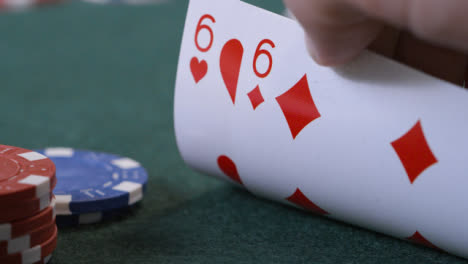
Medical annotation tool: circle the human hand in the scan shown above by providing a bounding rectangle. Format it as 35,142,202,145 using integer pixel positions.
283,0,468,86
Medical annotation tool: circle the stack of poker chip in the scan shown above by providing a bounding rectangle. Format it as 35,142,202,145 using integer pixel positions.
36,148,148,227
0,145,58,264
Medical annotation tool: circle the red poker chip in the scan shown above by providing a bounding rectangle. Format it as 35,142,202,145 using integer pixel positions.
0,199,55,241
0,193,53,223
0,192,52,211
0,145,56,203
0,225,57,264
0,0,63,10
0,217,56,256
33,254,53,264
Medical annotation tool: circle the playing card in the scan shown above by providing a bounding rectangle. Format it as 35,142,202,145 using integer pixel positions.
174,0,468,258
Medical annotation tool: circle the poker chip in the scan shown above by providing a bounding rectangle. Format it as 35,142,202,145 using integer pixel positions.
0,225,57,264
0,0,64,11
0,144,58,263
37,148,148,214
37,254,52,264
0,217,56,256
56,204,137,227
0,145,56,203
0,192,50,211
81,0,168,5
0,199,56,241
0,193,52,223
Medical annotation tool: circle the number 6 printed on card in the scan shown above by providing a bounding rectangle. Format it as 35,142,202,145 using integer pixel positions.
190,14,215,84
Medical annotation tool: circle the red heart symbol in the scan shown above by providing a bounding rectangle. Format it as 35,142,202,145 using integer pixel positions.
190,57,208,83
217,155,243,185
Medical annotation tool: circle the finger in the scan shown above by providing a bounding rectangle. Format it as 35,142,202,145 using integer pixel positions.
345,0,468,54
368,26,400,59
465,68,468,88
394,31,467,86
284,0,384,66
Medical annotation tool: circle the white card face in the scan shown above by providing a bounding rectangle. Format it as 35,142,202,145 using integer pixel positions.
174,0,468,258
174,0,244,178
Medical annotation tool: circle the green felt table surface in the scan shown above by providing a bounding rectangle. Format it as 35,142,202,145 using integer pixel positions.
0,1,467,263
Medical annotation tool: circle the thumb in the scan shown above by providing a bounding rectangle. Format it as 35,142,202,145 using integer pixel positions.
285,0,468,66
284,0,384,66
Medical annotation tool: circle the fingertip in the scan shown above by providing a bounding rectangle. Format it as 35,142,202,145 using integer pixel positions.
304,34,362,66
303,19,384,66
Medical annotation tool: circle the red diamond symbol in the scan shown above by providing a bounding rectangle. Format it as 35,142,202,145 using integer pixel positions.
286,188,328,215
247,85,264,110
276,74,320,139
407,231,441,250
391,120,437,184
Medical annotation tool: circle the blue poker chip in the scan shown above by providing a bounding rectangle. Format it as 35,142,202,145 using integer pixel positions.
36,148,148,214
56,204,139,227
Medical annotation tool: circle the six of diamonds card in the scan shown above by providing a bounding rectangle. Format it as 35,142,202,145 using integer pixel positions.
174,0,468,259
